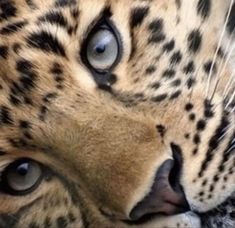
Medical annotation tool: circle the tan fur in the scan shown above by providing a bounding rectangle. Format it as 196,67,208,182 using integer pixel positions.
0,0,235,227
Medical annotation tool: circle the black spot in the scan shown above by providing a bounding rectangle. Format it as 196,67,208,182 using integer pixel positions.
170,51,182,65
202,179,208,186
24,132,33,140
9,94,21,106
148,33,166,44
19,120,30,129
0,106,13,125
198,112,230,177
68,212,76,222
12,43,21,54
26,0,37,10
199,191,205,196
0,21,27,35
55,0,76,7
213,175,219,183
130,7,149,28
147,18,166,44
151,94,168,102
162,39,175,52
183,61,195,74
197,0,211,19
56,216,67,228
156,124,167,138
51,62,63,74
0,1,17,21
171,79,181,87
19,75,36,91
11,81,23,95
170,90,181,99
217,131,235,176
187,29,202,53
185,103,194,112
148,18,163,33
150,82,161,90
189,113,196,121
24,97,33,105
16,59,34,74
16,59,37,91
38,11,68,29
162,69,176,78
204,99,214,118
197,119,206,131
43,93,57,103
145,65,156,75
175,0,181,8
186,77,196,89
193,134,201,145
71,8,79,19
0,45,8,59
134,93,144,99
193,148,198,155
56,84,64,90
217,47,225,58
39,105,48,121
203,60,217,74
27,31,66,57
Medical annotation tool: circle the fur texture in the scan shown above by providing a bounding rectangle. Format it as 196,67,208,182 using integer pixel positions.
0,0,235,227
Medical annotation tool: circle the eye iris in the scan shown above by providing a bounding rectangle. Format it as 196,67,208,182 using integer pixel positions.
2,159,42,194
86,29,119,70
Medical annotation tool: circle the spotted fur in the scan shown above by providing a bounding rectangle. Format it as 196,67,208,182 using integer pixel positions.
0,0,235,227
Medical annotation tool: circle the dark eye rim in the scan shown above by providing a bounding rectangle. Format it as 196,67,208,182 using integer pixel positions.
80,16,123,76
0,158,43,196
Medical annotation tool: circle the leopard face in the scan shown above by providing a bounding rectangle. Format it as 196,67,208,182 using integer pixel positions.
0,0,235,227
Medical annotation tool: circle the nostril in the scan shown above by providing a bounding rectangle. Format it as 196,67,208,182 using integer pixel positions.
129,145,189,223
169,143,184,193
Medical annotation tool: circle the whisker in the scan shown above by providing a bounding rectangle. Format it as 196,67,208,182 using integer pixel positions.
205,0,234,97
211,31,235,102
225,88,235,109
223,70,235,98
218,122,235,142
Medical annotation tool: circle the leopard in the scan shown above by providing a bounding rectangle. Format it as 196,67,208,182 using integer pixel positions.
0,0,235,227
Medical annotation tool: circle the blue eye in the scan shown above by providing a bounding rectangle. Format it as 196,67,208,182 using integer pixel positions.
1,159,42,195
86,29,119,71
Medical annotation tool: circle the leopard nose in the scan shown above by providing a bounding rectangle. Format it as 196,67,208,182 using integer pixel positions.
129,159,190,221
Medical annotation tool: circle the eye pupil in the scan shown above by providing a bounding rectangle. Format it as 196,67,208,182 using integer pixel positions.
17,163,29,176
95,44,106,54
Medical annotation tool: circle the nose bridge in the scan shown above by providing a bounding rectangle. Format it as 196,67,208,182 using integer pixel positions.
37,93,172,217
71,113,170,217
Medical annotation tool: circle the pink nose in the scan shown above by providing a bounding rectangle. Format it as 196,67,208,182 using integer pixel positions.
129,159,189,221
